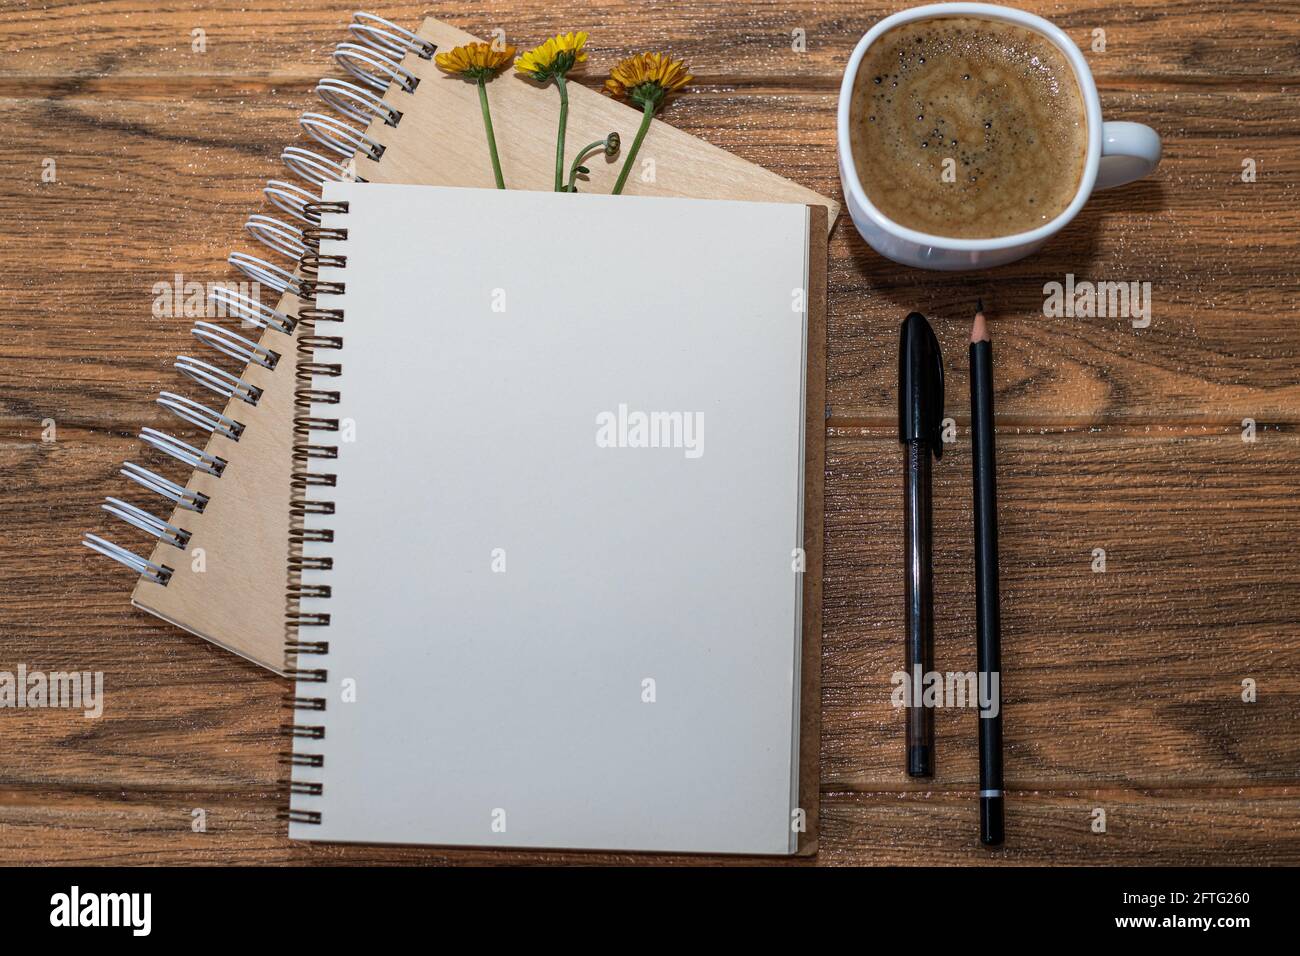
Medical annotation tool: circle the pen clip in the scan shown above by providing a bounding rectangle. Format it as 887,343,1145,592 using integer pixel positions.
927,322,945,460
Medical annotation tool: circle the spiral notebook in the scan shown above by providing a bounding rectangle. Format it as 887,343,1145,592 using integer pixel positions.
285,182,826,854
84,13,836,673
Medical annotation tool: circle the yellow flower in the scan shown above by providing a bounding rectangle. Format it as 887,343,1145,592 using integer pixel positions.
515,31,589,80
436,42,515,188
603,52,692,109
604,53,692,195
435,41,517,81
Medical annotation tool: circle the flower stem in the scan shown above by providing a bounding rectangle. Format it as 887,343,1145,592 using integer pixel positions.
566,139,610,192
553,75,570,192
612,101,655,195
477,77,505,189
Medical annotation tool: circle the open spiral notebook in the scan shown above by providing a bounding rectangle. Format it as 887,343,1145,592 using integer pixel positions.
84,13,836,675
286,182,825,854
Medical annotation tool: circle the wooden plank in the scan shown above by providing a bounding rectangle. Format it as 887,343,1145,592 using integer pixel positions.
1,2,1296,87
4,0,1299,868
821,790,1300,865
1,785,1294,864
1,430,284,791
4,90,1299,429
823,430,1300,790
0,90,287,431
0,786,804,864
14,427,1300,793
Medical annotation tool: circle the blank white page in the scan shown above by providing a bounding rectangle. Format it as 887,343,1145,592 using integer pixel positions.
290,183,810,854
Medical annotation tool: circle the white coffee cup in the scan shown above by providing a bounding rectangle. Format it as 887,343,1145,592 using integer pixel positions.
836,2,1162,271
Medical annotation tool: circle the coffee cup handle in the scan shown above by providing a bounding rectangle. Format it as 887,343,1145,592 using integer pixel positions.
1096,121,1162,190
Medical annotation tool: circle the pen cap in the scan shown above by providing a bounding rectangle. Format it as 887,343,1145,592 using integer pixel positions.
898,312,945,459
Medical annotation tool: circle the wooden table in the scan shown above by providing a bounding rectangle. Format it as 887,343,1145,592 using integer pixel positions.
2,0,1297,865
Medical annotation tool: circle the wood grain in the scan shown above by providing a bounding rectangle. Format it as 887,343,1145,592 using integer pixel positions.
2,1,1297,87
1,1,1298,864
3,786,1296,865
823,430,1300,790
821,789,1300,865
6,89,1296,428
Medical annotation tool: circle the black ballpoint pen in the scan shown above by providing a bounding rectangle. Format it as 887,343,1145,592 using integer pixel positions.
970,301,1005,846
898,312,944,778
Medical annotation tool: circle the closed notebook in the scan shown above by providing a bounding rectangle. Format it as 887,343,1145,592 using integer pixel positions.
84,13,835,673
287,182,826,855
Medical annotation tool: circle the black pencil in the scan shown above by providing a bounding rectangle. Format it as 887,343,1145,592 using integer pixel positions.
970,301,1005,846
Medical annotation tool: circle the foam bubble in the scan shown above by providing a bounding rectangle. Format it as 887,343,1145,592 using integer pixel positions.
848,15,1087,238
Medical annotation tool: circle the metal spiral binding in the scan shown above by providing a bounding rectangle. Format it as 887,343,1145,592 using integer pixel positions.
282,146,358,187
83,535,173,585
122,461,210,514
139,427,227,477
264,180,322,224
175,355,263,405
301,112,386,161
299,252,347,276
157,390,245,441
245,214,308,260
349,12,436,60
83,11,429,646
334,42,419,94
207,287,297,336
227,251,303,297
102,498,191,549
316,78,401,128
191,321,281,371
283,198,352,828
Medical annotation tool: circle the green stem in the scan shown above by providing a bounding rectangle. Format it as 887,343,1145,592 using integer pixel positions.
566,139,611,192
553,75,569,192
612,101,655,195
477,77,505,189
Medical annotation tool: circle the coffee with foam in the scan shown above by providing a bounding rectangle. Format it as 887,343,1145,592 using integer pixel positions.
849,16,1087,239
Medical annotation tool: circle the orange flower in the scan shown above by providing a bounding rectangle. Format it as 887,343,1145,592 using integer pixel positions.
603,52,692,109
604,53,692,194
435,41,517,81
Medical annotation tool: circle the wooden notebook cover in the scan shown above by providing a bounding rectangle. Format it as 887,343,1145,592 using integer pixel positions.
353,20,839,211
132,17,835,680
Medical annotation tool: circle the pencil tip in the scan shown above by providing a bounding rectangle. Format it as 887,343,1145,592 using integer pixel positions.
971,309,989,343
976,297,984,314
